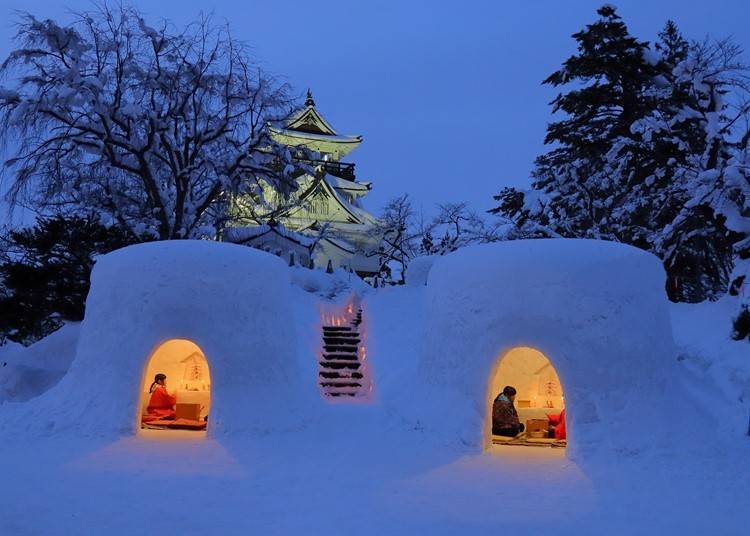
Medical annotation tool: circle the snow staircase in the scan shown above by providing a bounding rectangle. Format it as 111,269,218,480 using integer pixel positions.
319,306,370,398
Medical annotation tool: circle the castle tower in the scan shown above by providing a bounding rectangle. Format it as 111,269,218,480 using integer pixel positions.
227,90,382,276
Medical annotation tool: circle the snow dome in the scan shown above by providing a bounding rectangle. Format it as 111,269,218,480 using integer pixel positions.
5,240,317,438
416,239,681,459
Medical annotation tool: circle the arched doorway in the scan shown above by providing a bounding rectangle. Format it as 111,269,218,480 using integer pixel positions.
137,339,211,434
488,346,567,448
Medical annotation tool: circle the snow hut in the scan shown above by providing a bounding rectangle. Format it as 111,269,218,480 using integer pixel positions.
45,240,314,437
418,239,680,459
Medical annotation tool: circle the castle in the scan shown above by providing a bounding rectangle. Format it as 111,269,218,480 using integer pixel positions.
226,90,382,276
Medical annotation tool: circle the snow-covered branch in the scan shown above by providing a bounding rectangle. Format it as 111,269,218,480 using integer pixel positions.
0,5,300,239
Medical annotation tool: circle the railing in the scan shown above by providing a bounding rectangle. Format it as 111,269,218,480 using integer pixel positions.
294,157,356,181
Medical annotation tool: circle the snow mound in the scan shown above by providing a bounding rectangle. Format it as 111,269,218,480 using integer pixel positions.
289,264,370,299
0,240,317,438
405,255,437,286
0,323,80,403
670,297,750,436
416,239,688,459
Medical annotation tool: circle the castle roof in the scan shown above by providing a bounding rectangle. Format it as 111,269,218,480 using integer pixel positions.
269,90,362,158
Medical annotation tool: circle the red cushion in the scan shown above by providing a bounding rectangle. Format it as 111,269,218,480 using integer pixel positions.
168,418,207,430
555,410,567,439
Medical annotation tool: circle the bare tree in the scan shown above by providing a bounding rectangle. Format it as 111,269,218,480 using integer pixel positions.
368,194,419,284
0,4,302,239
421,202,504,254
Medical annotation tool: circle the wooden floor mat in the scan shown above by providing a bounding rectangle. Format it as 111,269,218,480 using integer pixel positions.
492,434,567,448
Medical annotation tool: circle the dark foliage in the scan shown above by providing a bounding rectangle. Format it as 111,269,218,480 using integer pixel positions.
0,215,144,345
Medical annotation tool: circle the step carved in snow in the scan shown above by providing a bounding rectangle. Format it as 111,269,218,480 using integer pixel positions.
318,297,371,400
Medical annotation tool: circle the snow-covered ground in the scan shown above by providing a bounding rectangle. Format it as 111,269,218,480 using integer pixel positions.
1,242,748,535
0,410,746,535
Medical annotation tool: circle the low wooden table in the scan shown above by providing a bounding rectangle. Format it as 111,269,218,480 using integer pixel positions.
175,403,202,421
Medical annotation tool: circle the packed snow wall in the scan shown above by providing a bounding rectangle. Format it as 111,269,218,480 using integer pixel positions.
1,241,317,438
417,239,685,459
0,323,79,403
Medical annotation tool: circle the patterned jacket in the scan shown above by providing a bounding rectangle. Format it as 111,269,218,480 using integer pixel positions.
492,394,520,430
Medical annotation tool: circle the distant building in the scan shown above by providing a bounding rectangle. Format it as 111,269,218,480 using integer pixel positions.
226,90,382,276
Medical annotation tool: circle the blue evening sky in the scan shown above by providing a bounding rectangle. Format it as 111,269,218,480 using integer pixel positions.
1,0,748,225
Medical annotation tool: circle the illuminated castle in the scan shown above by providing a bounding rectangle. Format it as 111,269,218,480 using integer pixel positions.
227,90,382,276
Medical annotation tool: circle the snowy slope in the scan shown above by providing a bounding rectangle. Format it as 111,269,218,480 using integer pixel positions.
670,297,750,436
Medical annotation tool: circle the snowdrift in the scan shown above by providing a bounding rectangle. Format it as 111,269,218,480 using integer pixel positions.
670,297,750,437
0,323,79,403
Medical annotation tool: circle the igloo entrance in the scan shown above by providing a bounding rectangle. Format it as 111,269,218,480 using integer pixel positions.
138,339,211,434
489,347,567,448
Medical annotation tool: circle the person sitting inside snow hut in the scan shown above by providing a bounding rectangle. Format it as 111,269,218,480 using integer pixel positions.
142,373,177,423
493,386,525,437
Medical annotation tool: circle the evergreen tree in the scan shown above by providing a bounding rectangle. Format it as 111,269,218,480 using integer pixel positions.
531,5,662,242
655,20,689,69
629,23,736,301
0,215,143,344
491,10,739,303
653,36,749,312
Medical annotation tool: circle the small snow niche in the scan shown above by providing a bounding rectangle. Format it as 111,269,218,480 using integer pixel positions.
488,347,567,449
137,339,211,436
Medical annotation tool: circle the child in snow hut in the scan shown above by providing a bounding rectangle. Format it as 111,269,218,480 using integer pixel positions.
142,373,177,422
493,385,525,437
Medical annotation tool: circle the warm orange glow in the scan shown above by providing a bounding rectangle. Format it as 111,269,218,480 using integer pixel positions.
138,339,211,434
488,346,566,447
491,347,564,409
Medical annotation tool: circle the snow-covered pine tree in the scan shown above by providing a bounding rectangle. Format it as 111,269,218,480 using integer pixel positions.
629,22,736,302
531,5,663,242
488,187,559,239
493,8,678,246
657,37,750,338
0,5,302,240
490,11,739,304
